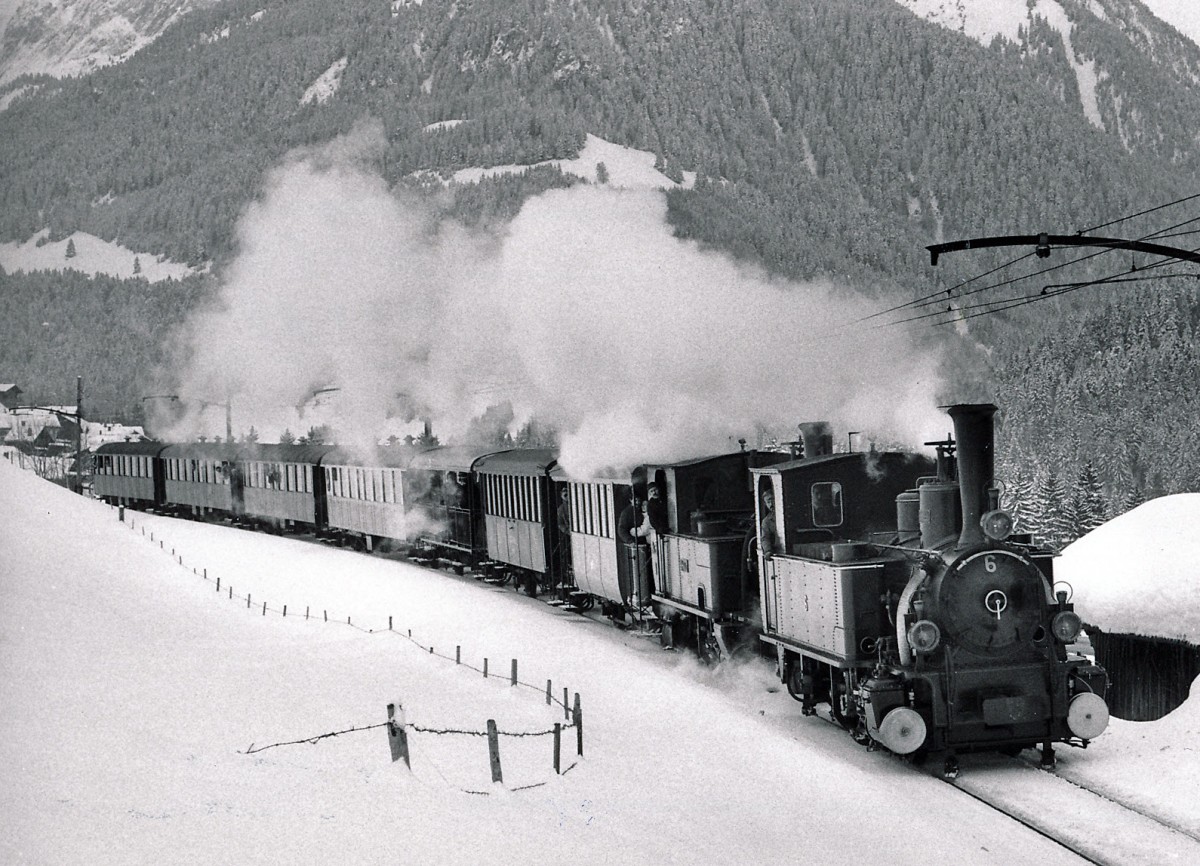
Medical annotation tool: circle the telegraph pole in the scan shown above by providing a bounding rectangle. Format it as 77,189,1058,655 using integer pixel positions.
75,376,83,494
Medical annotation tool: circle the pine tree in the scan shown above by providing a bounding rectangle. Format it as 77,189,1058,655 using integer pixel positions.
65,238,77,259
595,161,609,184
1004,470,1038,535
133,256,141,275
1120,485,1147,516
1071,461,1107,537
279,428,295,445
1036,469,1072,549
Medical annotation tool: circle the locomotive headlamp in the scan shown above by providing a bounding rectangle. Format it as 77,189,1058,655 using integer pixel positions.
907,619,941,654
1052,610,1083,643
980,509,1014,541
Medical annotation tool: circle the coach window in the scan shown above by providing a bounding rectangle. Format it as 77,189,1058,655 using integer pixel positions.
812,482,844,527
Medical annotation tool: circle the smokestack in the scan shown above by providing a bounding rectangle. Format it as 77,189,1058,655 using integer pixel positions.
797,422,833,458
946,403,996,550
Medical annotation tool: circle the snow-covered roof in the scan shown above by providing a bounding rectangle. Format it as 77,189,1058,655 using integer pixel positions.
1059,493,1200,643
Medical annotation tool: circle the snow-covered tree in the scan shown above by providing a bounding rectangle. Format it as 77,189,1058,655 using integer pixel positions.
1070,461,1107,538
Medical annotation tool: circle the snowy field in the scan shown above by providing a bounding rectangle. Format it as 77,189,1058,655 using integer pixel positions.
1,460,1198,865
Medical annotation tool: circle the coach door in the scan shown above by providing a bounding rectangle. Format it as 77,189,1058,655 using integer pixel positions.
758,475,780,633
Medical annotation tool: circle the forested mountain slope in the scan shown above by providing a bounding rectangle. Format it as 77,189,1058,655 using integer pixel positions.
1,0,1198,540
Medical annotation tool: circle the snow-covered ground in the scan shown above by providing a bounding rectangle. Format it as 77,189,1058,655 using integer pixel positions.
1,460,1198,864
437,133,695,190
0,228,198,283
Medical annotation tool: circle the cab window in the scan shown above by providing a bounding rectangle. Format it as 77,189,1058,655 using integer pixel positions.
811,482,843,527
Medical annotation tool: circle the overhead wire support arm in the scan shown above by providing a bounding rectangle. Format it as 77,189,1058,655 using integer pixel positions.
927,234,1200,267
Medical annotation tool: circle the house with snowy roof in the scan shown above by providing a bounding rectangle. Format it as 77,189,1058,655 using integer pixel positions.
0,384,23,410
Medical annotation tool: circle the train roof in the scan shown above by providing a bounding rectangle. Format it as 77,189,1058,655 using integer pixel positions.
159,442,240,460
238,443,337,464
549,465,630,484
93,441,169,457
644,449,793,471
749,450,918,475
406,445,503,473
475,448,559,477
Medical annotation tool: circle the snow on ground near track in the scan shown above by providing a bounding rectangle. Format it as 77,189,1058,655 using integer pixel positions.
0,461,1196,865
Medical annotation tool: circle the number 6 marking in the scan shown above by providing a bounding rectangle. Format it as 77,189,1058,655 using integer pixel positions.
984,554,997,573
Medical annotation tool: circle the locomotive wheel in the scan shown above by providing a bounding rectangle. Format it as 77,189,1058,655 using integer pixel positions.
785,662,806,703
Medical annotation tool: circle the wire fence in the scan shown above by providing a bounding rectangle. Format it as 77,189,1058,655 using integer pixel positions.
113,505,587,792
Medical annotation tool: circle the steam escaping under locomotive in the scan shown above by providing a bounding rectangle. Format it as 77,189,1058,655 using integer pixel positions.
93,403,1109,775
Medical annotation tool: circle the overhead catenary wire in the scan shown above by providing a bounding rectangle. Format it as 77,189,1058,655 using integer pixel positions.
855,193,1200,327
906,257,1200,328
865,203,1200,329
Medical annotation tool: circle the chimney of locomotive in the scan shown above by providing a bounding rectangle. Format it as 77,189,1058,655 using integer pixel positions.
946,403,997,550
797,422,833,458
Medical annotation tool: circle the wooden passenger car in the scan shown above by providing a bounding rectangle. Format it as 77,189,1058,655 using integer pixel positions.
160,443,238,516
239,444,333,528
475,448,558,592
93,441,167,507
322,446,417,547
549,466,633,609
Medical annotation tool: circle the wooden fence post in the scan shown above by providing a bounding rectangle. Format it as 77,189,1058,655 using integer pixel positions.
262,601,267,616
387,702,411,768
487,719,503,784
563,687,569,720
456,646,461,665
553,723,562,774
247,593,251,609
546,679,552,706
283,604,287,618
484,658,489,678
215,576,219,592
389,616,393,631
573,693,583,757
511,659,518,686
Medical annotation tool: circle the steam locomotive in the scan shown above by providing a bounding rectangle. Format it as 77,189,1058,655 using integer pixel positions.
93,403,1109,774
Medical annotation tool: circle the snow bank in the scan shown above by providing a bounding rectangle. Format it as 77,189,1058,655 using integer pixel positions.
1059,493,1200,643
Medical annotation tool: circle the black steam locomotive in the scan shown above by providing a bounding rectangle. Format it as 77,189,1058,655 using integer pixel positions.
93,403,1108,774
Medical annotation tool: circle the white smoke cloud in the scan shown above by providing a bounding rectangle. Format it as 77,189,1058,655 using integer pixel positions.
163,121,951,474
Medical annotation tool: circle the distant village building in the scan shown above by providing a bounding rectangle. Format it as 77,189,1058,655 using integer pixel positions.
0,384,23,410
0,381,143,485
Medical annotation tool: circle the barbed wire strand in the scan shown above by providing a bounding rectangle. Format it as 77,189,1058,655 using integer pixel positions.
123,515,585,750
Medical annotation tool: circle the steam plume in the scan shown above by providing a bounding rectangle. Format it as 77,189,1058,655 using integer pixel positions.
162,122,950,474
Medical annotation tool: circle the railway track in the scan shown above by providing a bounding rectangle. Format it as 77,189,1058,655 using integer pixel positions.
942,752,1200,865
